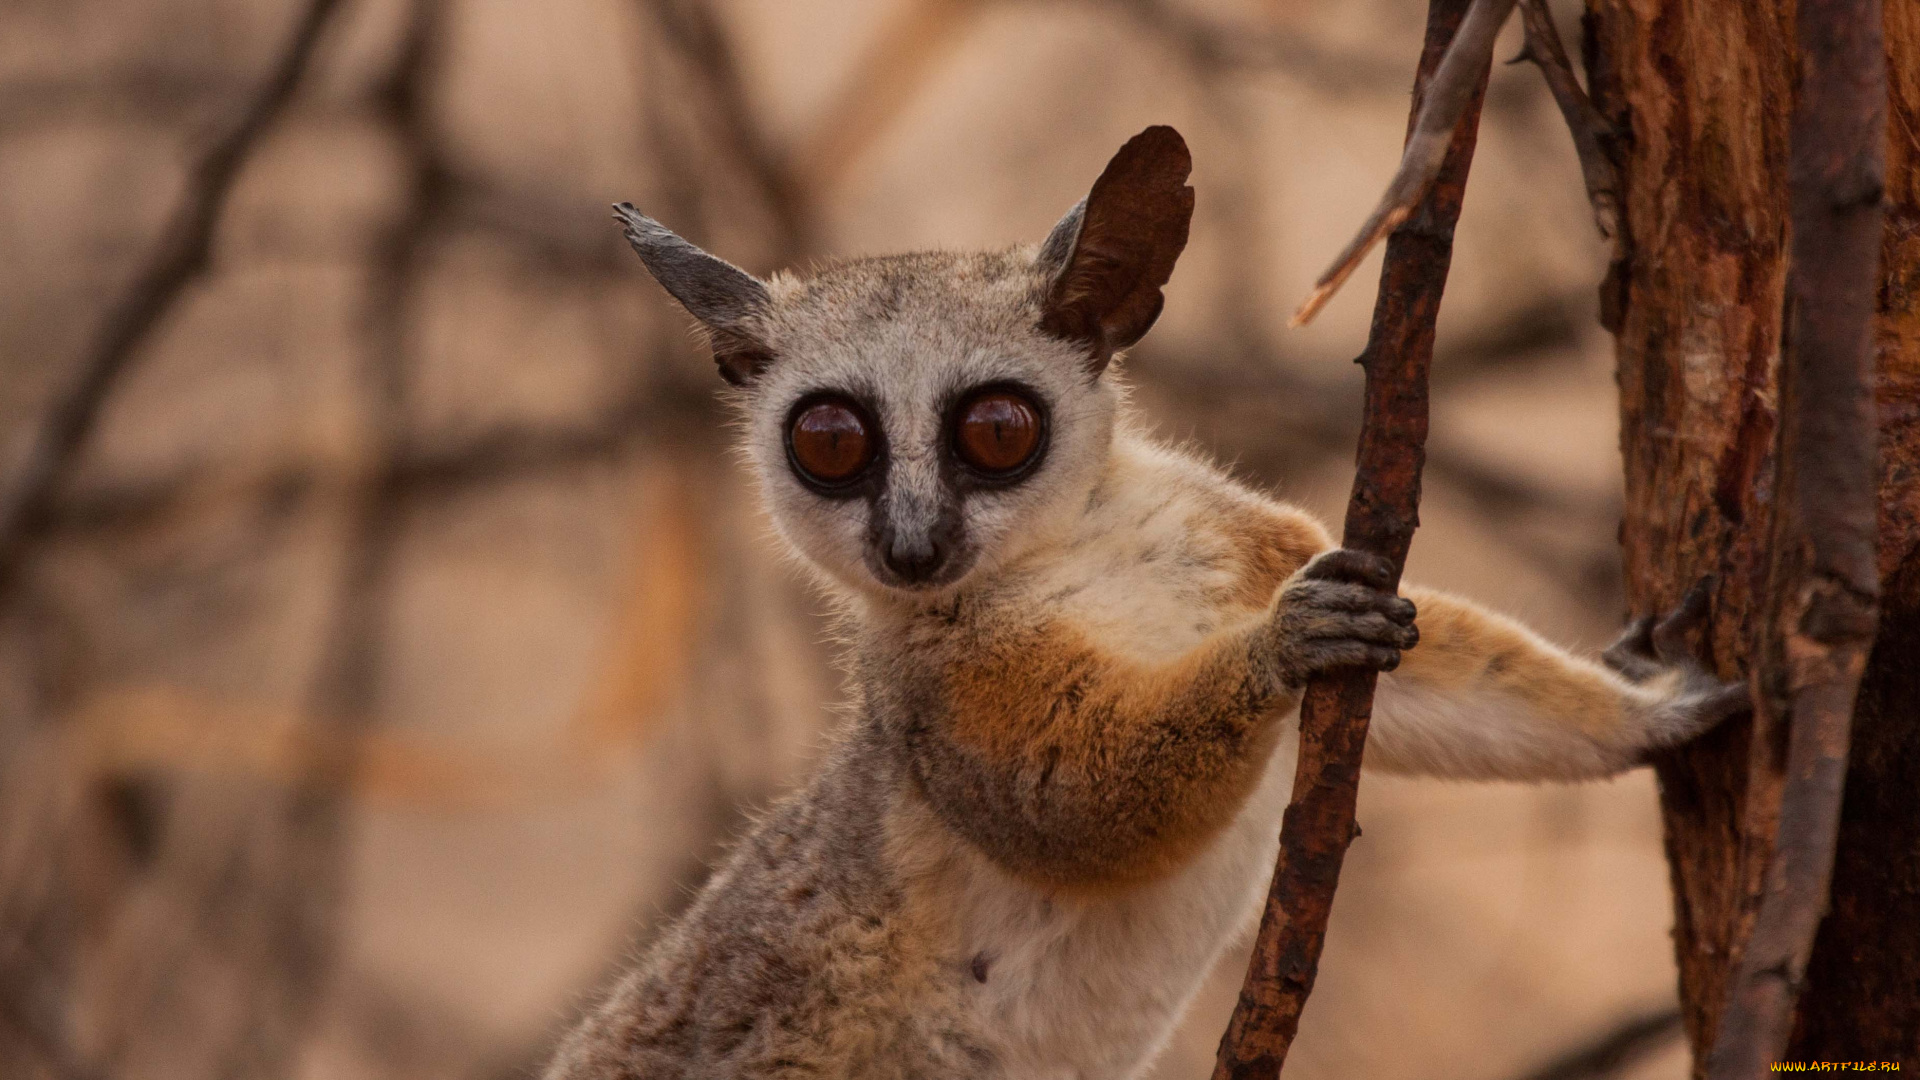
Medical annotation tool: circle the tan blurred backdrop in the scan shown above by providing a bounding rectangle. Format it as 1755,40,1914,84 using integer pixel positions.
0,1,1689,1078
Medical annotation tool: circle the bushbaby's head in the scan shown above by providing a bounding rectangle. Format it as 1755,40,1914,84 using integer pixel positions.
616,126,1193,600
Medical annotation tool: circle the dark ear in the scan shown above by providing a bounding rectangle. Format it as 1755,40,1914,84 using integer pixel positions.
1037,126,1194,375
614,203,774,386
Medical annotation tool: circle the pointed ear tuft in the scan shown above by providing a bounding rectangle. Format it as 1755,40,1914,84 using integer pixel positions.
1037,126,1193,375
613,203,775,386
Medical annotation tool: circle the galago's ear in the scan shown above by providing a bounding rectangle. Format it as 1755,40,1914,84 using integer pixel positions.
1035,126,1194,375
614,203,774,386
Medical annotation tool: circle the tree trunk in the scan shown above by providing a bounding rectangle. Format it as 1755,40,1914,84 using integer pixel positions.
1586,0,1920,1069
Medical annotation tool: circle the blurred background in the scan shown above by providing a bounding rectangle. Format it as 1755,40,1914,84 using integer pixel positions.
0,1,1688,1077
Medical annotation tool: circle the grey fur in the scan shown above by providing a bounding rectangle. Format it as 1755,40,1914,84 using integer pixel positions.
544,728,997,1078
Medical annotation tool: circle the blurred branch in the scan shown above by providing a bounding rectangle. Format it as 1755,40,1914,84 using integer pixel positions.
663,0,1425,231
795,0,987,197
390,391,715,490
1089,0,1404,92
1431,288,1589,383
1504,1008,1682,1080
1128,356,1618,591
0,0,347,600
0,973,102,1080
0,70,246,133
1167,374,1587,521
53,457,705,812
34,377,715,546
300,0,448,752
250,0,445,1060
641,0,811,259
645,0,1424,245
440,179,637,277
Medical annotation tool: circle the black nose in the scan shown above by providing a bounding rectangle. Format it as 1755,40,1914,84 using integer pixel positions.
884,535,947,583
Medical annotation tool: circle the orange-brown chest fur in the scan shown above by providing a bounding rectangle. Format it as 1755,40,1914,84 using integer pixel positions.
882,454,1330,887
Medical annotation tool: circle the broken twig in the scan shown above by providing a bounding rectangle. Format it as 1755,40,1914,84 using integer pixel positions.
1511,0,1618,239
1704,0,1885,1074
1289,0,1514,327
642,0,811,260
1211,0,1491,1075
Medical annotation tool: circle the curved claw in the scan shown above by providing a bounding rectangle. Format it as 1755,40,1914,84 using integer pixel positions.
1651,578,1713,665
1602,614,1658,678
1606,577,1720,685
1303,548,1396,591
1696,680,1753,725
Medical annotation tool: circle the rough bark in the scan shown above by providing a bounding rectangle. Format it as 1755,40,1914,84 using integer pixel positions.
1210,1,1488,1074
1586,0,1920,1068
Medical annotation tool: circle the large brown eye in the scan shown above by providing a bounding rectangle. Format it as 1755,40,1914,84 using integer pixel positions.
954,390,1043,477
788,398,875,485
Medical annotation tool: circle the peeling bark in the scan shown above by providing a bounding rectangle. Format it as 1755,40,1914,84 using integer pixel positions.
1705,0,1885,1070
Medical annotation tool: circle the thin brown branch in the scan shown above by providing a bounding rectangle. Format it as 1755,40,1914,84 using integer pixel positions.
0,0,347,599
1704,0,1886,1073
441,178,637,277
1289,0,1515,327
1511,0,1618,239
0,968,103,1080
304,0,447,752
1505,1008,1683,1080
1211,0,1491,1074
273,0,446,1043
31,380,717,546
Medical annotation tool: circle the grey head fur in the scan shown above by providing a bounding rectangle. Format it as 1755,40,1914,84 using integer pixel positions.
611,127,1195,604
